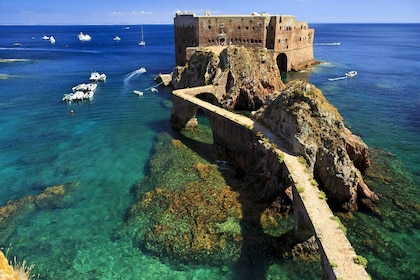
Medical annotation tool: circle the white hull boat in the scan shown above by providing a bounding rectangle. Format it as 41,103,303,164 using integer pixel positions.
78,32,92,41
134,90,144,96
345,70,357,78
89,72,107,82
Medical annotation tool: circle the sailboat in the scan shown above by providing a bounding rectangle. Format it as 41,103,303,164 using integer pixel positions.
139,26,146,46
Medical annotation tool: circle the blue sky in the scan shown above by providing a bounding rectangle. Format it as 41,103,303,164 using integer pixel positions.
0,0,419,25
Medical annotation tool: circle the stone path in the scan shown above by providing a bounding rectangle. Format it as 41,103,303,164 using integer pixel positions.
174,89,370,279
254,124,371,280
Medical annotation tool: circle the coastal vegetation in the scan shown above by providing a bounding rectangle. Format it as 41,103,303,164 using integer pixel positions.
353,255,368,268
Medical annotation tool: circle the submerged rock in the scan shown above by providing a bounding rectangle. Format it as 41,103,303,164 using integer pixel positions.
252,80,378,211
0,183,76,243
124,133,298,266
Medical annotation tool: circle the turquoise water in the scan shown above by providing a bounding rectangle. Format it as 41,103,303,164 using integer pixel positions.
0,24,419,279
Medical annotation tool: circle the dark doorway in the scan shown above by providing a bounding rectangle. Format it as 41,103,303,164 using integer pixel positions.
276,53,288,72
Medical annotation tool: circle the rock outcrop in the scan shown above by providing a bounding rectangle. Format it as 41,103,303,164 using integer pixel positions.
252,80,378,211
0,183,75,244
172,46,285,110
0,250,17,280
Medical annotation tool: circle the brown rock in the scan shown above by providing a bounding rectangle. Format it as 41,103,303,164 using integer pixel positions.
253,80,377,211
172,46,285,111
0,251,17,280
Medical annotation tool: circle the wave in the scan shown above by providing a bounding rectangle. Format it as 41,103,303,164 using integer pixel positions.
0,73,22,80
0,47,100,54
124,67,147,84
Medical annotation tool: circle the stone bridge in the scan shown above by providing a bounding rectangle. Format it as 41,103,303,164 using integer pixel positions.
171,86,370,280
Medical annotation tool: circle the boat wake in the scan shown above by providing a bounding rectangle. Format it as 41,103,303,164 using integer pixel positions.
328,76,346,81
124,67,146,84
0,58,31,63
314,42,341,46
329,71,357,81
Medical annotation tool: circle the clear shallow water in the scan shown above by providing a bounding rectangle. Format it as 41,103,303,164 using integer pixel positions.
0,24,419,279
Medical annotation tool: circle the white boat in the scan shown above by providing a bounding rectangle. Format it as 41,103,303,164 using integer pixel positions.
151,88,158,93
78,32,92,41
89,72,107,82
63,82,99,103
134,90,144,96
49,36,56,44
139,26,146,46
13,43,22,47
113,36,121,41
72,83,97,92
42,35,50,40
345,70,357,78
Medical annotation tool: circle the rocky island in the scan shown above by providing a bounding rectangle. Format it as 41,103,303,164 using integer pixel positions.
123,12,375,279
121,39,376,279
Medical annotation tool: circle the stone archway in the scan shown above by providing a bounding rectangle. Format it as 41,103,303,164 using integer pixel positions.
196,92,220,106
276,53,288,72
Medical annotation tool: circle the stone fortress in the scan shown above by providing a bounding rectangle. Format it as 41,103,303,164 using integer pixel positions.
174,11,316,72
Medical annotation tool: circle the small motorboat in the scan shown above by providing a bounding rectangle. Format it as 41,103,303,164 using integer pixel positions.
89,72,106,82
113,36,121,41
345,70,357,78
42,35,50,40
78,32,92,41
151,88,158,93
49,36,56,44
134,90,144,96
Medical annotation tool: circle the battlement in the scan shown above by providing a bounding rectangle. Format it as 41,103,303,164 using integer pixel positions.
174,12,315,71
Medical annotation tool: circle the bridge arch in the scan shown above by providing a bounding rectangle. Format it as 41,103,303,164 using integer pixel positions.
276,53,288,72
196,92,220,106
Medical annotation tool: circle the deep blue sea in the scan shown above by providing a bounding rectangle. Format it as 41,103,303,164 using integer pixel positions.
0,24,419,279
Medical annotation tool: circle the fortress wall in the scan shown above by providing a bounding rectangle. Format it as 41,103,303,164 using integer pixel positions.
174,14,199,65
197,15,270,47
174,13,315,68
287,45,316,71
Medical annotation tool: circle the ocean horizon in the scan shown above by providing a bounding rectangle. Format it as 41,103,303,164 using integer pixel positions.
0,23,419,279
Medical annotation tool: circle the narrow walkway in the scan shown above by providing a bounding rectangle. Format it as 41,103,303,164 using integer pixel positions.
254,121,370,280
173,90,370,279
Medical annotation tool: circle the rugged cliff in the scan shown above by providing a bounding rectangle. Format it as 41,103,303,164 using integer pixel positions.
172,46,285,110
251,80,378,211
